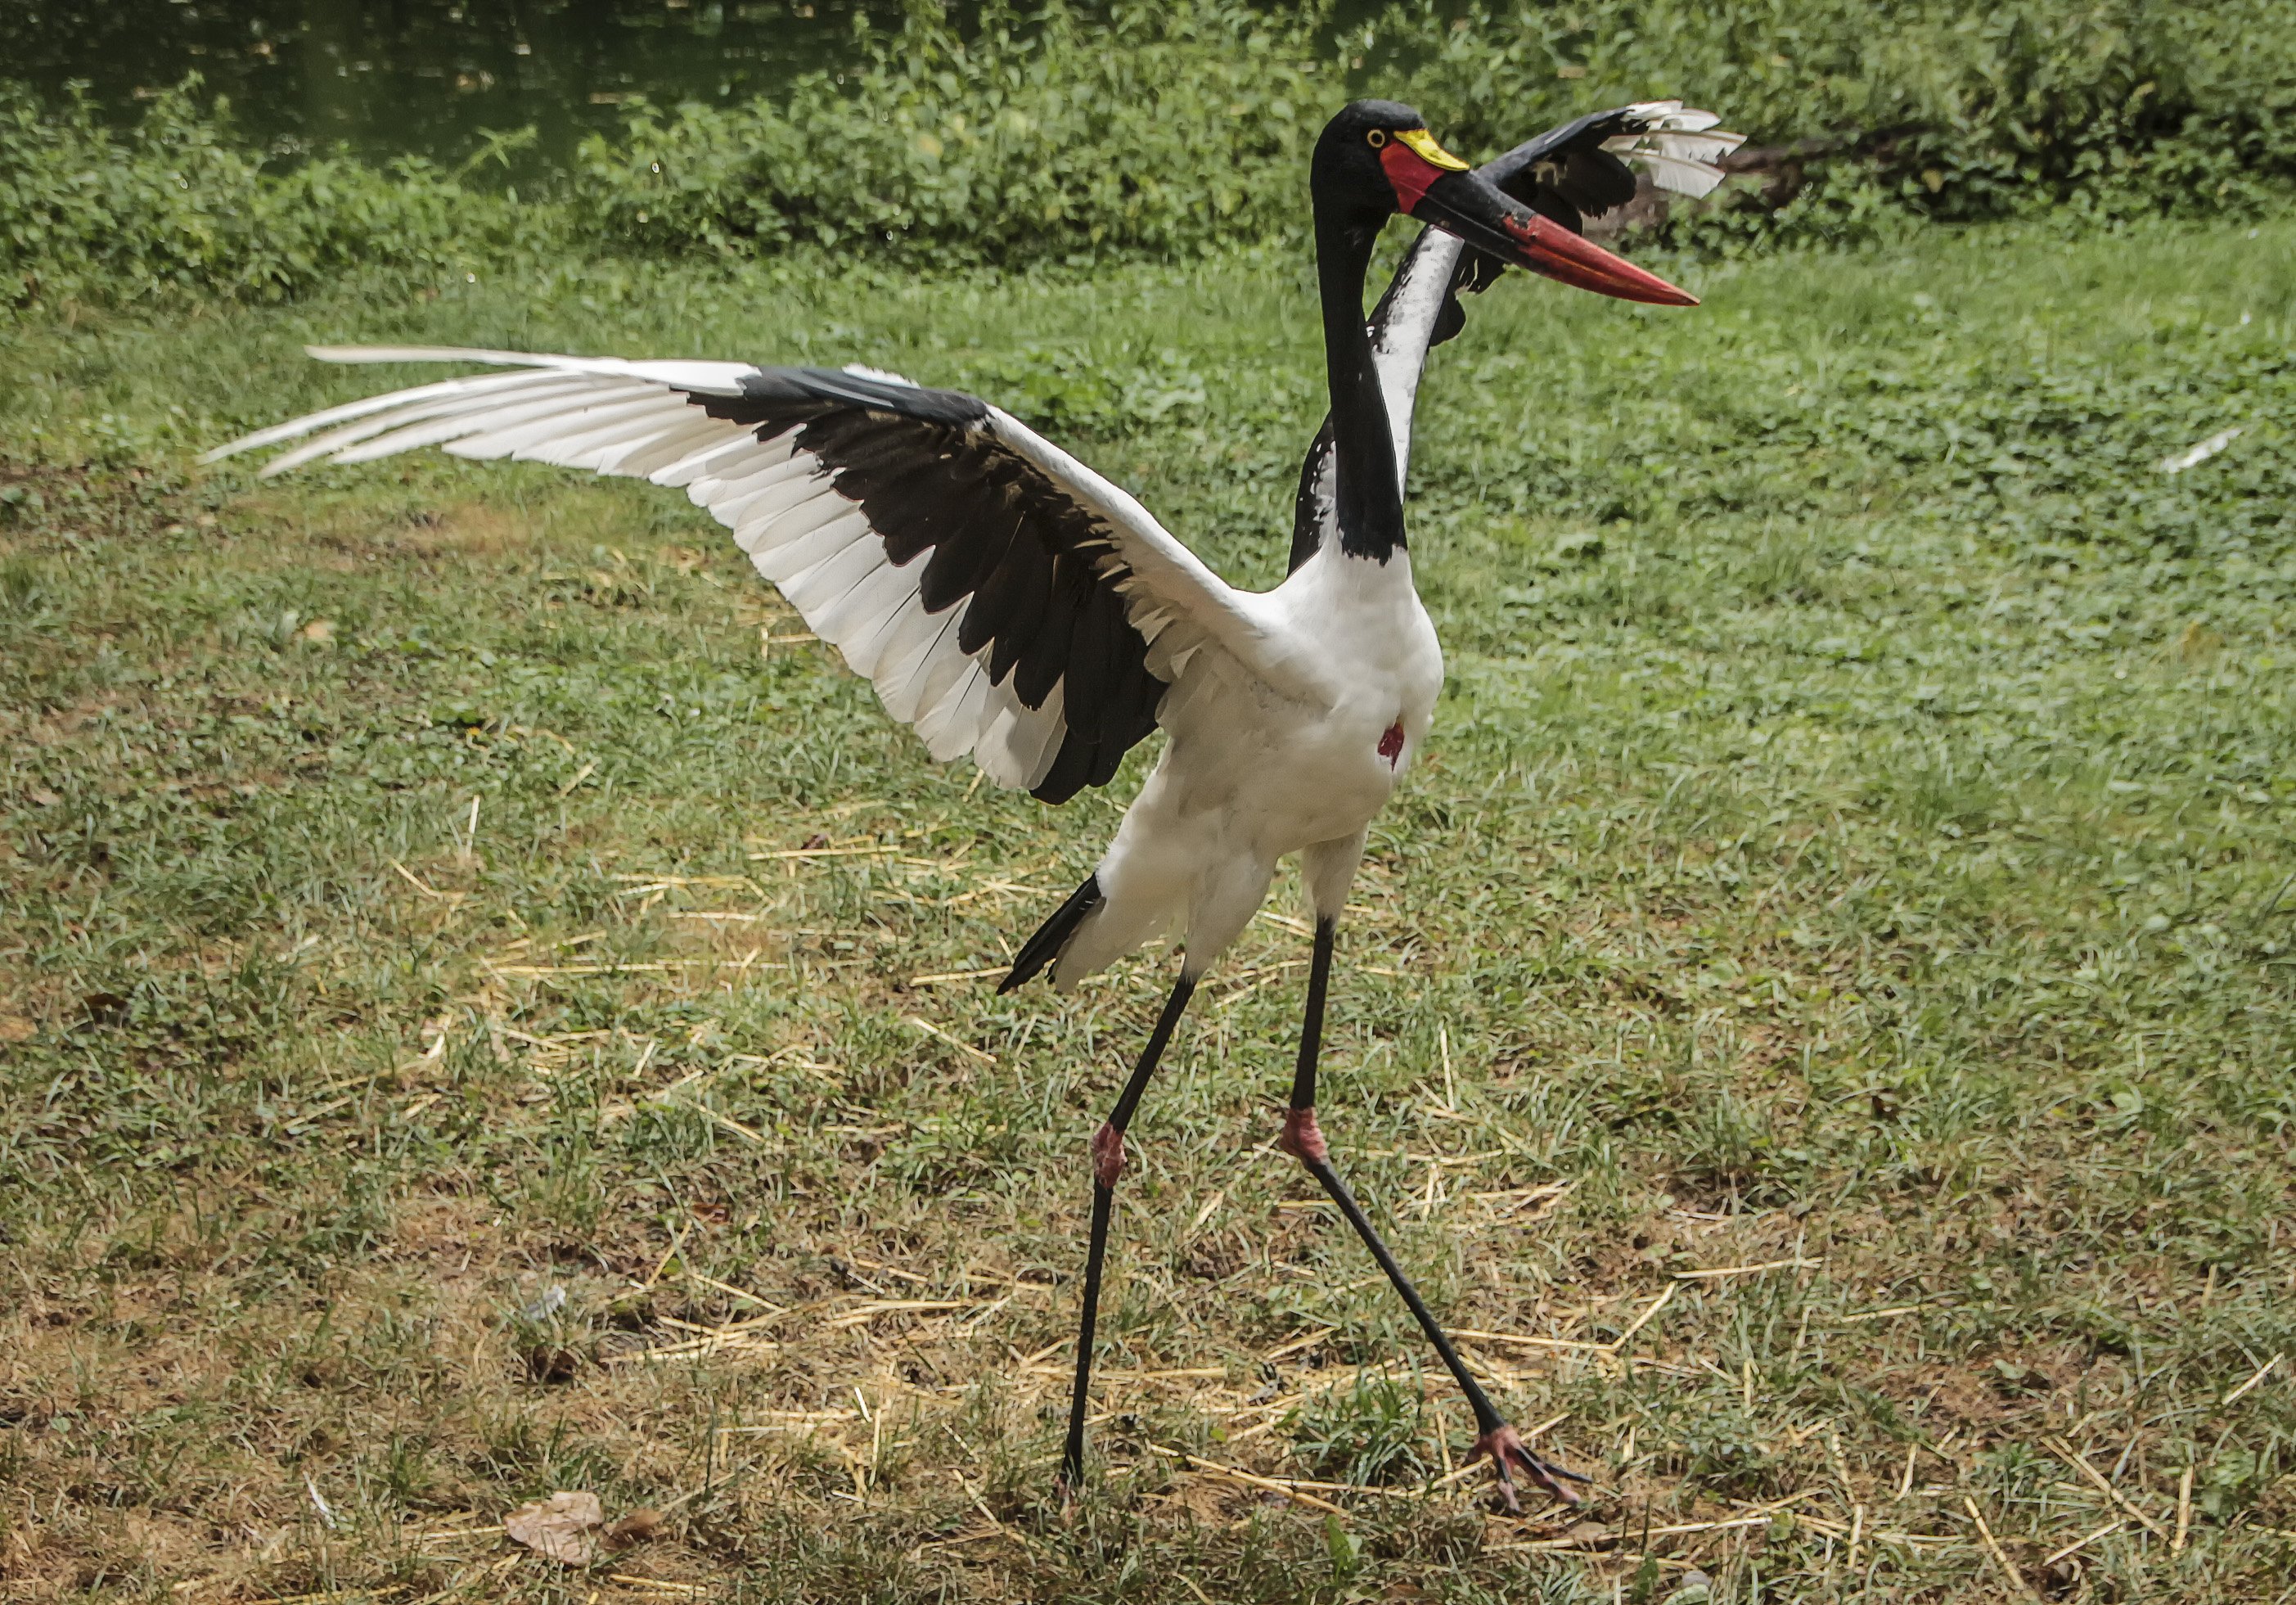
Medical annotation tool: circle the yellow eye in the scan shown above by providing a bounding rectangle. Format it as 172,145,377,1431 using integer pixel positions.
1366,129,1388,148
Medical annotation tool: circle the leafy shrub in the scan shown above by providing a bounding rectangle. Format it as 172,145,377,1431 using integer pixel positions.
5,0,2294,300
578,0,2296,265
0,79,549,304
569,2,1329,266
1402,0,2296,248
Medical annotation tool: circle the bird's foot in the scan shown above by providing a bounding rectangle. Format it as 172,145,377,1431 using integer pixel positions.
1471,1422,1590,1514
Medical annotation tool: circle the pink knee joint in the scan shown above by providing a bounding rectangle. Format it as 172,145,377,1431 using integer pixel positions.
1276,1107,1328,1165
1091,1122,1125,1188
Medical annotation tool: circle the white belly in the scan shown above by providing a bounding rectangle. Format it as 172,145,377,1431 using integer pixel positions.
1056,549,1443,983
1163,683,1411,850
1172,549,1439,845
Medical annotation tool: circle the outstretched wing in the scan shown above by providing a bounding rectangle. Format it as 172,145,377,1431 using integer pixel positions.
209,348,1280,803
1479,100,1741,237
1288,101,1743,571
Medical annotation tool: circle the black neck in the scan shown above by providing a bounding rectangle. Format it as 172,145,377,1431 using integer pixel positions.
1315,209,1406,563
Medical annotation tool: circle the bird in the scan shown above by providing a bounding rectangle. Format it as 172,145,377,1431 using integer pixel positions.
206,97,1736,1512
1291,99,1742,576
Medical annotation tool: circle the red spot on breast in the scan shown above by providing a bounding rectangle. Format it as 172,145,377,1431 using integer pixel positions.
1377,720,1406,768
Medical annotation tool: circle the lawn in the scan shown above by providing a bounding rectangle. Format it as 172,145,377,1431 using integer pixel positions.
2,210,2294,1603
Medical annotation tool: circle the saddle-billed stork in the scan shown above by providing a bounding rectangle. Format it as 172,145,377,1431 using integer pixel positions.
209,98,1737,1510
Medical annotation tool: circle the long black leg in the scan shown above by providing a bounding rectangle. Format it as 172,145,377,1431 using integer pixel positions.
1285,915,1336,1111
1277,918,1586,1513
1060,972,1195,1495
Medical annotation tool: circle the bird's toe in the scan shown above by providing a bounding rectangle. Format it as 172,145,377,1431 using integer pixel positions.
1472,1422,1589,1511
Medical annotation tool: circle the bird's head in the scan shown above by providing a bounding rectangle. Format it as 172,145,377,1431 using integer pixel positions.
1314,99,1695,307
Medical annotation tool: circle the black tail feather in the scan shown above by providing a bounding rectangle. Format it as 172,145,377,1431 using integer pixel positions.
999,873,1102,994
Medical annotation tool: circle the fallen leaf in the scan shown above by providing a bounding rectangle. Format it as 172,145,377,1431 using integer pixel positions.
505,1490,604,1566
0,1016,34,1043
298,618,335,642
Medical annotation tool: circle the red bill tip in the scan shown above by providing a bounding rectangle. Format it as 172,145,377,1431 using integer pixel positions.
1504,213,1698,307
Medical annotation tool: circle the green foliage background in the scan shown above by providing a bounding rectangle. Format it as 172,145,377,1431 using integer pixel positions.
5,4,2295,1597
7,0,2296,303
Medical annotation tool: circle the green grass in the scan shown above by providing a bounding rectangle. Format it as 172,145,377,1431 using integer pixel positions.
3,210,2295,1603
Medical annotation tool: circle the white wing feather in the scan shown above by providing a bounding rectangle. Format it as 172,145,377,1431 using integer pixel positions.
1604,101,1746,200
205,346,1291,791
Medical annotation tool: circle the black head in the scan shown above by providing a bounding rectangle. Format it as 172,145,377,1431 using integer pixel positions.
1310,98,1697,306
1312,100,1466,235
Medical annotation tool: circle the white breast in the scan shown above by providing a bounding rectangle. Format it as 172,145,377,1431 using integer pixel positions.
1143,547,1440,849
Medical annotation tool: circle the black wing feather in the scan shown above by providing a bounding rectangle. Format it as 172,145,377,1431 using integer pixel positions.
696,369,1167,802
999,872,1103,991
1032,728,1101,806
921,492,1020,613
1013,549,1093,710
1061,579,1119,742
979,534,1055,688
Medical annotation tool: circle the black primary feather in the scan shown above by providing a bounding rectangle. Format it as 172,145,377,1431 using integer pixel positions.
695,370,1170,803
1012,551,1092,710
999,873,1103,990
978,538,1055,684
920,497,1019,612
743,366,989,427
1031,733,1101,808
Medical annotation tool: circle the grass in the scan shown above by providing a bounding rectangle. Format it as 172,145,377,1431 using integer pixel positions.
2,209,2294,1603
